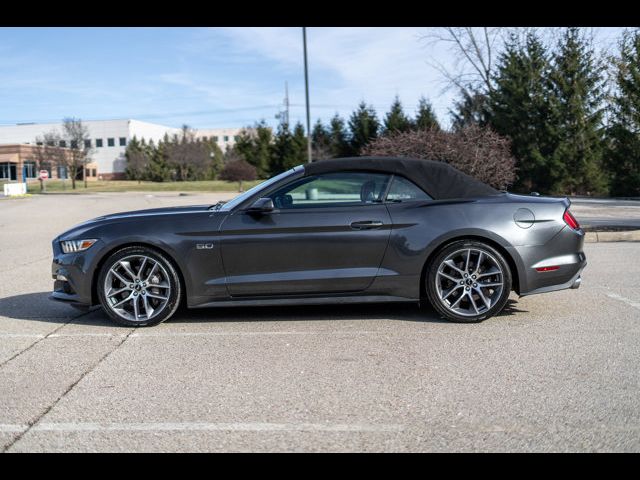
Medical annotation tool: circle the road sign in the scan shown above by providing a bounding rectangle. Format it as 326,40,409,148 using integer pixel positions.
39,170,49,180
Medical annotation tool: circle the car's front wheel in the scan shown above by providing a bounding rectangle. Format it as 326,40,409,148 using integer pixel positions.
425,240,512,323
97,246,182,327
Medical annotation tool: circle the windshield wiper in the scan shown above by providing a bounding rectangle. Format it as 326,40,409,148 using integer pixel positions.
209,201,227,211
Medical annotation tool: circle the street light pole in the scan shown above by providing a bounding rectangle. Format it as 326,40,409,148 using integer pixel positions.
303,26,312,163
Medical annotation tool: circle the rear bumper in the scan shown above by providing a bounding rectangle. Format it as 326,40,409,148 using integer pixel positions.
519,262,586,296
515,226,587,297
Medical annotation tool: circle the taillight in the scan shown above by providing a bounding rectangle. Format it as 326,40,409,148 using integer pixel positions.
563,209,580,230
536,266,560,272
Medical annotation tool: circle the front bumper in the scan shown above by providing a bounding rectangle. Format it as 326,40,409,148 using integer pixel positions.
50,238,102,307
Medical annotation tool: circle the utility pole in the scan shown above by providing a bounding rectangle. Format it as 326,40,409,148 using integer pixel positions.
303,27,312,163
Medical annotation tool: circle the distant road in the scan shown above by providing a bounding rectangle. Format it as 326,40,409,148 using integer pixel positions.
569,197,640,230
570,197,640,207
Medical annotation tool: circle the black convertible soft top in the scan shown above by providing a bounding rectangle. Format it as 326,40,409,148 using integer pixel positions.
304,157,499,200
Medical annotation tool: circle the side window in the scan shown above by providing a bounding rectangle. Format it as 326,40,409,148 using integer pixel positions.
385,176,432,202
270,172,391,209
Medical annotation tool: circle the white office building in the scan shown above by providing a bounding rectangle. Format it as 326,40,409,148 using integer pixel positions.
0,120,245,179
195,128,244,151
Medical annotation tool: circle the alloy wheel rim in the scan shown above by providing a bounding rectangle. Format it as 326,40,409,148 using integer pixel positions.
104,255,171,322
435,248,504,317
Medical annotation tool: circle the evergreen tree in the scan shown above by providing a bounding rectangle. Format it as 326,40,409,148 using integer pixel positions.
270,122,306,174
233,120,273,178
488,32,562,193
450,89,490,130
414,97,440,130
548,27,608,195
147,134,172,182
383,96,413,134
204,139,224,180
348,101,380,155
292,122,308,165
329,114,351,157
124,136,148,183
311,119,332,159
606,29,640,196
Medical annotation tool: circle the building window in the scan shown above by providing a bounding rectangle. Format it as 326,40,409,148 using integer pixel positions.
213,136,218,142
23,161,37,178
119,137,127,147
58,166,68,179
107,138,115,147
92,169,97,177
70,140,78,149
84,139,91,148
223,136,229,142
59,140,66,148
96,139,103,148
234,135,240,142
0,163,17,180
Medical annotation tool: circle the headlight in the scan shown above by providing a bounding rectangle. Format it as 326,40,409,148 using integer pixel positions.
60,239,98,253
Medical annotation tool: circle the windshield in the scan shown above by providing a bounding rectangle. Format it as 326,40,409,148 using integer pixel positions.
219,166,302,212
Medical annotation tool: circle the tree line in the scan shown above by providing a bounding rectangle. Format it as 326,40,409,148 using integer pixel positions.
444,27,640,196
125,126,225,183
122,27,640,196
123,96,441,187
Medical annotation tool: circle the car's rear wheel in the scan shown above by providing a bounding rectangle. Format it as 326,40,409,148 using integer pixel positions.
425,240,512,323
97,246,181,327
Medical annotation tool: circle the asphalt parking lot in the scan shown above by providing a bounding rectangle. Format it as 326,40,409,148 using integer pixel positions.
1,192,639,452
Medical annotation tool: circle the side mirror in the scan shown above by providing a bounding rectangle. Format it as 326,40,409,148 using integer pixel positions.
247,197,274,214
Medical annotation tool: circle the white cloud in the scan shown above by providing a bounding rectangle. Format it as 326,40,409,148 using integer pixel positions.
210,27,455,126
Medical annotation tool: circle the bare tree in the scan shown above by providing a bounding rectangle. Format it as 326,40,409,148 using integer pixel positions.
422,27,510,98
61,118,93,189
34,131,69,190
219,159,257,192
362,125,516,190
165,126,212,181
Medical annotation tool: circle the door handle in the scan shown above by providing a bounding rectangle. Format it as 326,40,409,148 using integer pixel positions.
350,220,384,230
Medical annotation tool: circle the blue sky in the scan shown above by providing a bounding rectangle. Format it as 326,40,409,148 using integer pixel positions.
0,27,627,130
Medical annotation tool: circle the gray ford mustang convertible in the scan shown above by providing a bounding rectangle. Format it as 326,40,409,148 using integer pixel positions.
51,157,586,327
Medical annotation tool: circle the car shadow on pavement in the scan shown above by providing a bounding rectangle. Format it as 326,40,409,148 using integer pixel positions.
0,292,113,327
495,299,529,317
0,292,528,327
172,302,451,324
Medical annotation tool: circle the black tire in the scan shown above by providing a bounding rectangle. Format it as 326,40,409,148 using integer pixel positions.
425,239,512,323
97,246,182,327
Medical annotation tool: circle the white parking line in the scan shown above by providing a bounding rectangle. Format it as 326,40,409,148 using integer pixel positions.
130,330,382,338
0,333,127,339
48,333,129,338
19,422,404,433
606,293,640,310
0,334,45,339
0,424,28,433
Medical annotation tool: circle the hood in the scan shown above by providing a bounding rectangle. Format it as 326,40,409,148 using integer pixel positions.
56,204,213,241
94,204,212,221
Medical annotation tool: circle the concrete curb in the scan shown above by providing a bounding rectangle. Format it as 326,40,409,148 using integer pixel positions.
585,230,640,243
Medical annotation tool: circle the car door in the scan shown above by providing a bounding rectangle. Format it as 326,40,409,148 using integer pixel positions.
218,171,393,297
